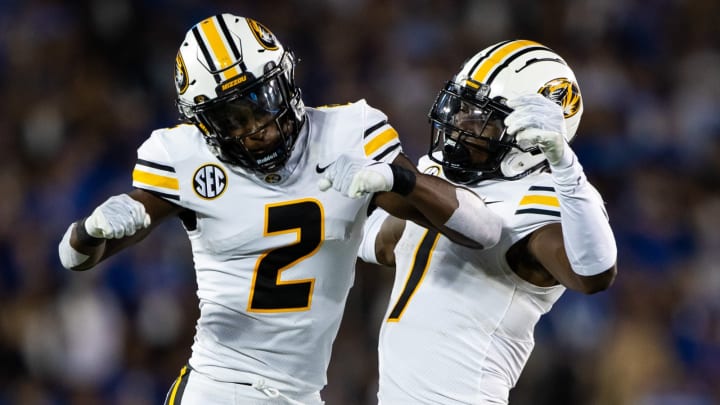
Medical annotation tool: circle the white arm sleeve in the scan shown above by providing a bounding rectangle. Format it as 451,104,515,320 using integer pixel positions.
443,188,503,249
358,209,390,265
550,148,617,276
58,222,90,270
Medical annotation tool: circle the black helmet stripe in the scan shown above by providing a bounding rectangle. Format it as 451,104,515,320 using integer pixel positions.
216,15,248,73
193,15,244,83
216,15,241,60
468,40,544,86
192,27,222,84
465,40,513,81
485,46,553,85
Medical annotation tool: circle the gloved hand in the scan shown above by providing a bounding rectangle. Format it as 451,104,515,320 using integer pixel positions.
318,154,394,198
84,194,151,239
505,94,568,167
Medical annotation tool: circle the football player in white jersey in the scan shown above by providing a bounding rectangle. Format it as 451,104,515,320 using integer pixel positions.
57,14,503,405
359,40,618,404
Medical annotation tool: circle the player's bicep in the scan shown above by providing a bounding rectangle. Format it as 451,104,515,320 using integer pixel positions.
528,223,615,293
375,216,406,267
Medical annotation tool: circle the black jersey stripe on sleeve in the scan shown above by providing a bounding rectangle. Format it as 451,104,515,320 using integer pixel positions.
372,143,401,162
528,185,555,192
364,120,388,138
515,208,560,217
137,159,176,173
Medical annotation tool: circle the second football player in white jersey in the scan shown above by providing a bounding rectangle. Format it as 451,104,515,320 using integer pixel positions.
359,40,617,404
57,13,503,405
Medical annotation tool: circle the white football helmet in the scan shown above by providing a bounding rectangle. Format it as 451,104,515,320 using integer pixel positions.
428,39,583,184
175,14,304,172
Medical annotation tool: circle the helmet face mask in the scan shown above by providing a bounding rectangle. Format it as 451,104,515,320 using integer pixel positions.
427,40,583,184
429,81,517,183
175,14,305,173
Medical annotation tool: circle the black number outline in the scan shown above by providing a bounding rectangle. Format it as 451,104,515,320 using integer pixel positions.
248,199,324,312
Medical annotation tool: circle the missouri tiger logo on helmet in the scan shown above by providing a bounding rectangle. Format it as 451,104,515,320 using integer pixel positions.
175,52,189,95
428,39,584,184
539,78,581,119
247,18,279,50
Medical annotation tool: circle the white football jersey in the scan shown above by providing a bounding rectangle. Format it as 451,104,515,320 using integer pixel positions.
377,155,567,405
132,100,402,397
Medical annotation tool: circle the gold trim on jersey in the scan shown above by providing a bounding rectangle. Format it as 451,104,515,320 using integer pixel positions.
364,127,399,157
469,40,542,85
133,169,180,190
518,195,559,207
387,230,441,322
198,17,241,81
167,365,188,405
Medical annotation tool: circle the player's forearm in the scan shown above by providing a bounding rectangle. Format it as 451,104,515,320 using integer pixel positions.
402,172,503,249
58,220,106,271
551,149,617,277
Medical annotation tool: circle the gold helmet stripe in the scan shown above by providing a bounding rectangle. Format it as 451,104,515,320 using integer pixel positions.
469,40,542,85
198,16,241,81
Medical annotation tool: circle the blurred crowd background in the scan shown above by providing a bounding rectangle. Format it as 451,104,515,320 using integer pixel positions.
1,0,719,404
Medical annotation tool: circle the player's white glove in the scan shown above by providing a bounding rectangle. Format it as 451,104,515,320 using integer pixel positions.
505,94,568,167
84,194,151,239
318,154,394,198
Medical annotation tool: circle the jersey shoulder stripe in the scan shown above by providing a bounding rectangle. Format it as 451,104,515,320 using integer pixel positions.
132,159,180,200
515,184,560,218
363,121,400,161
133,127,188,201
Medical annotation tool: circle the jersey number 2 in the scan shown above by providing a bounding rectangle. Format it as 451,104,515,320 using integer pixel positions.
248,199,323,312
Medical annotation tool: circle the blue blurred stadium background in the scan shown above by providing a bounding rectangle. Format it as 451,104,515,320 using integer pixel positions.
1,0,719,404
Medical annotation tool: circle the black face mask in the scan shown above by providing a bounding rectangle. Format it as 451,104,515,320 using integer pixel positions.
428,81,516,183
190,61,304,173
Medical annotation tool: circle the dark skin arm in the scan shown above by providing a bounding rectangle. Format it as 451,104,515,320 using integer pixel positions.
373,215,406,267
373,220,616,294
69,189,183,270
372,153,484,249
510,222,617,294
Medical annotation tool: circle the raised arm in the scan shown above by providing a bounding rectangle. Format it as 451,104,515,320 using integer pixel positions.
357,208,406,267
319,153,503,250
58,189,182,271
505,94,617,293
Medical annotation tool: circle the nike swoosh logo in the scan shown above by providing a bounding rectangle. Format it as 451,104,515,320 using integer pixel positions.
484,200,502,205
316,163,331,174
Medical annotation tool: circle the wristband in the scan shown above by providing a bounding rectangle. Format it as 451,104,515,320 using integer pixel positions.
76,218,105,246
389,165,416,196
